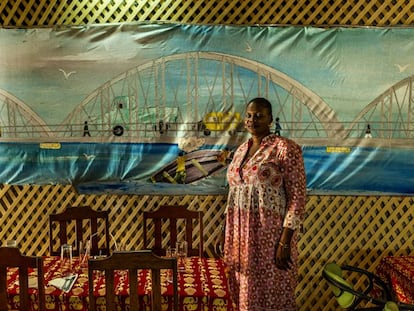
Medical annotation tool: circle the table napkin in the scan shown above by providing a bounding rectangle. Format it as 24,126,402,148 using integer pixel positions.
49,274,78,293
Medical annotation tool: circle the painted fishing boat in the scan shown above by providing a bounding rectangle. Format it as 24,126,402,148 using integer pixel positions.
150,149,232,184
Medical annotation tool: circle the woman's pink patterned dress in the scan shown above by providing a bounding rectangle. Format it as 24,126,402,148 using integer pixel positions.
224,134,307,311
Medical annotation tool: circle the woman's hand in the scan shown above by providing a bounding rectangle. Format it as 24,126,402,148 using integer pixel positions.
214,226,225,257
275,227,294,270
275,241,292,270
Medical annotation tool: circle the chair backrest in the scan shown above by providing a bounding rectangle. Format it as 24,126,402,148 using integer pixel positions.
0,247,45,311
88,250,178,311
49,206,110,256
143,204,204,257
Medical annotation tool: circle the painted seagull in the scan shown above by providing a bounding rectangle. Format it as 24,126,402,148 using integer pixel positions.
59,68,77,79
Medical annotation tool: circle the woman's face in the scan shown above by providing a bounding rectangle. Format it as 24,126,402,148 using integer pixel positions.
244,102,272,137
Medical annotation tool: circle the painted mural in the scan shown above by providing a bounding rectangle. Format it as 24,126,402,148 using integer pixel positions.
0,23,413,195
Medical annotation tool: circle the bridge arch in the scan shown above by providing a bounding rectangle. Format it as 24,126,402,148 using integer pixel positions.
61,52,343,139
0,89,51,138
347,75,414,139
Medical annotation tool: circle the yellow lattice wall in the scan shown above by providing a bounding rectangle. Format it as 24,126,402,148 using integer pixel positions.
1,184,413,310
1,0,414,26
1,0,413,310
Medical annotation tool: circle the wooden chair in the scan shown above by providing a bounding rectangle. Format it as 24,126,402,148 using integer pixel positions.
88,250,178,311
0,247,45,311
143,204,204,257
49,205,110,256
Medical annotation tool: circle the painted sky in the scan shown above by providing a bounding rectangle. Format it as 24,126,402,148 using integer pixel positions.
0,23,414,124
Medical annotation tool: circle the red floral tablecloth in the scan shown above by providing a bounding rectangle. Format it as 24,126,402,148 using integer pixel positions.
376,255,414,304
6,256,234,310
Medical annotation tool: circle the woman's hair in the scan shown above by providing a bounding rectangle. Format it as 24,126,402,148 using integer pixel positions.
247,97,273,122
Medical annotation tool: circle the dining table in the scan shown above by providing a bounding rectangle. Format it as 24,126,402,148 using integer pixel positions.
6,255,234,310
376,255,414,305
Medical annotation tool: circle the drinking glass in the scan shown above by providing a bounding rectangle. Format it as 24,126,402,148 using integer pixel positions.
166,246,176,258
79,241,90,269
176,241,188,272
165,246,177,283
60,244,73,276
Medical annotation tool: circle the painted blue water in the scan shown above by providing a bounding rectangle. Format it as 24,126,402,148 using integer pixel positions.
0,142,412,195
303,145,414,195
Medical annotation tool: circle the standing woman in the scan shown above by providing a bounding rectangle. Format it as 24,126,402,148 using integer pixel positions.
224,97,307,311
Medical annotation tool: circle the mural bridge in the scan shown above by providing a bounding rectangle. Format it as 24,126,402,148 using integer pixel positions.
0,52,413,147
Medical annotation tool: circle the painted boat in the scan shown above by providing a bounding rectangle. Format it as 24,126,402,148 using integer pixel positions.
150,149,232,184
